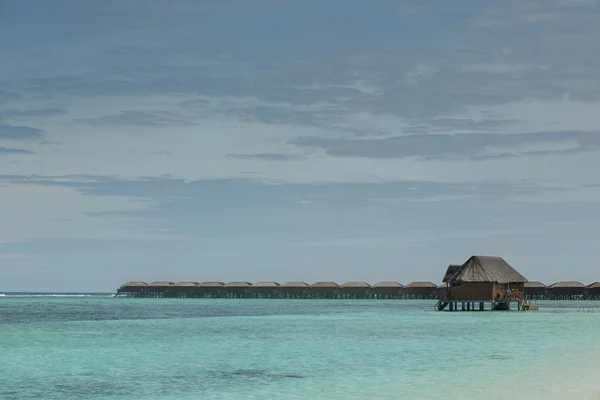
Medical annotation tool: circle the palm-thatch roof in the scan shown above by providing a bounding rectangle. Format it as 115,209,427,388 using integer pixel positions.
447,256,527,284
252,281,280,287
171,282,199,287
311,281,339,288
281,281,310,288
341,281,371,288
225,281,252,287
405,281,437,288
442,265,462,283
147,281,174,286
524,281,546,288
120,281,147,288
197,281,225,287
548,281,585,288
372,281,404,288
587,282,600,289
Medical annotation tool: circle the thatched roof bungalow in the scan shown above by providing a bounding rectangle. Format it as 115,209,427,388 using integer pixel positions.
195,281,225,294
225,281,252,294
340,281,371,294
548,281,586,298
443,256,527,301
587,282,600,298
169,282,199,293
118,281,147,293
279,281,309,294
370,281,403,295
248,281,280,294
523,281,547,297
309,281,339,294
403,281,437,297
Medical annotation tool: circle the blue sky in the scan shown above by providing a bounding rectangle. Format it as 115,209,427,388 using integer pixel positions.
2,0,600,292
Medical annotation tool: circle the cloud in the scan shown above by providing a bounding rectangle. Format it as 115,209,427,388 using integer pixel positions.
225,153,306,161
0,180,177,243
74,110,191,127
291,130,600,160
0,108,67,119
0,146,33,155
0,91,20,103
0,125,45,140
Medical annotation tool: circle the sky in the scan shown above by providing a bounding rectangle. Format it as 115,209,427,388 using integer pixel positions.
2,0,600,292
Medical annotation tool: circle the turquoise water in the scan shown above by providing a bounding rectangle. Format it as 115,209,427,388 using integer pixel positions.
1,297,600,400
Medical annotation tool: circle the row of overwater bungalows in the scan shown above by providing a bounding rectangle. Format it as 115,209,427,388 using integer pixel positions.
116,280,600,299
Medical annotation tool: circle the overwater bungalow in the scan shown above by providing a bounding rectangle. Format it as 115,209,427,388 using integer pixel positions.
340,282,371,298
588,282,600,300
248,282,280,297
524,281,547,299
547,281,586,300
437,256,527,311
370,282,404,298
225,282,252,297
280,282,310,298
196,282,225,297
310,282,339,298
403,281,437,299
169,282,200,296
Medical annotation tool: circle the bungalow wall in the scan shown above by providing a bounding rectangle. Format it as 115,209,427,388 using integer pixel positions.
449,282,524,301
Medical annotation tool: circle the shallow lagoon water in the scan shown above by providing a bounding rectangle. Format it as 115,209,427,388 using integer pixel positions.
1,297,600,399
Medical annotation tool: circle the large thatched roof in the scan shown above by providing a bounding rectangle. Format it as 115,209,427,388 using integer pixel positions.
447,256,527,284
252,281,280,287
442,265,462,283
281,281,310,288
405,281,437,288
341,281,371,288
147,281,174,286
311,281,339,288
588,282,600,289
524,281,546,288
120,281,147,288
373,281,403,288
549,281,585,288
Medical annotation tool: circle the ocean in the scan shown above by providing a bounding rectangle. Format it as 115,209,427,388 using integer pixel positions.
1,295,599,400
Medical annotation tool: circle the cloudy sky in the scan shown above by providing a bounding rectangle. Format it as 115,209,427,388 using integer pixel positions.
2,0,600,292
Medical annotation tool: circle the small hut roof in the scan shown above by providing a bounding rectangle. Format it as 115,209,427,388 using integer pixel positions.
225,281,252,287
197,281,225,287
587,282,600,289
120,281,147,288
437,283,448,289
281,281,310,288
448,256,527,284
524,281,546,288
341,281,371,288
252,281,280,287
549,281,585,288
147,281,174,286
373,281,404,288
311,281,339,288
172,282,199,287
442,265,462,283
405,281,437,288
